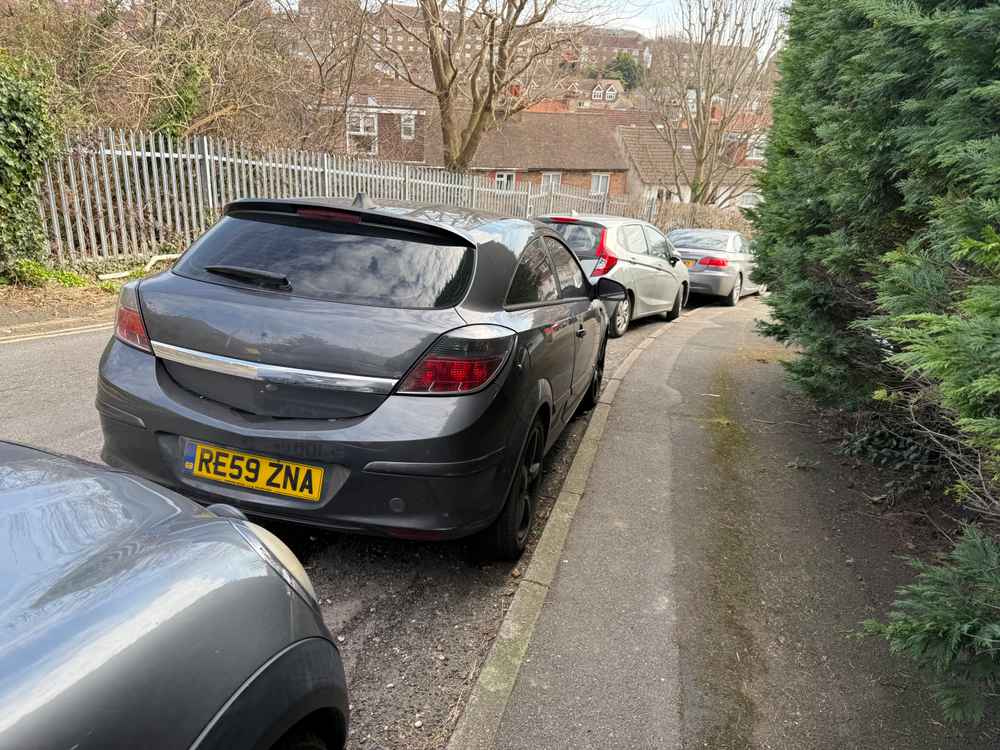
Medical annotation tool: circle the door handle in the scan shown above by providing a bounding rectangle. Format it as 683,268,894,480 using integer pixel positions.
576,326,587,338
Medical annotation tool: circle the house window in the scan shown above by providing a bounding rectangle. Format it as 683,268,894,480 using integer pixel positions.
590,172,610,195
347,112,378,155
400,113,416,140
605,87,617,102
748,136,767,161
495,172,516,190
737,192,761,208
541,172,562,192
348,112,377,136
591,86,603,100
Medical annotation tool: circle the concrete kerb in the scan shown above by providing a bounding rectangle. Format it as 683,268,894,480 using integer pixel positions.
446,321,669,750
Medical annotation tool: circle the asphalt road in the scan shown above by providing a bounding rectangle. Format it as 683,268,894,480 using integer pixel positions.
0,327,109,462
0,307,669,749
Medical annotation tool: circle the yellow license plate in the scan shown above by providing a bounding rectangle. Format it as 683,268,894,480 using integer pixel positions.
183,443,324,502
683,259,696,268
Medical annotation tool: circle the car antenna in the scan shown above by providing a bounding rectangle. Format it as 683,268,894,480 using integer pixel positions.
352,192,377,210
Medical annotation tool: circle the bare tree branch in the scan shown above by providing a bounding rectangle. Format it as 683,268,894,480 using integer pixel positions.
645,0,782,206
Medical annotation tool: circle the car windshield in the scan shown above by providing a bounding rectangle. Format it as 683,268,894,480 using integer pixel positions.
667,229,731,252
542,221,604,258
174,213,475,309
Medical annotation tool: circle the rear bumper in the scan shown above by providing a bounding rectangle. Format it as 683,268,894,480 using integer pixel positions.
97,339,526,539
687,269,736,297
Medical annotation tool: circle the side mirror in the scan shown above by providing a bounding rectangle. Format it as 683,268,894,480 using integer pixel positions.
668,254,681,266
595,277,626,301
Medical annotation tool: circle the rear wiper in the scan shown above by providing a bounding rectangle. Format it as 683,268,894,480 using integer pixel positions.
204,265,291,291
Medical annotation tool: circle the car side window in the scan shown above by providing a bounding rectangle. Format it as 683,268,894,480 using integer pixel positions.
620,224,648,255
545,237,588,299
506,240,560,306
643,225,670,258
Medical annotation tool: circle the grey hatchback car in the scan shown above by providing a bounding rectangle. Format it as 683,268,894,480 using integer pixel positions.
98,198,622,559
0,441,348,750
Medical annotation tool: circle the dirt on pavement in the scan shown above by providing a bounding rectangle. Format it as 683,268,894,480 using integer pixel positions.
669,302,1000,749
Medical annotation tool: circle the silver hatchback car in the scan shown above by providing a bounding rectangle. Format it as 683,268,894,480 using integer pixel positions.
538,215,689,337
667,228,763,306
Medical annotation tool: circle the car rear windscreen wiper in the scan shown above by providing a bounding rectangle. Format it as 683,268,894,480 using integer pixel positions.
204,265,292,291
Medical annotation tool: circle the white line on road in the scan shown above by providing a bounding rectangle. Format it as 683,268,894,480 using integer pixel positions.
0,322,113,346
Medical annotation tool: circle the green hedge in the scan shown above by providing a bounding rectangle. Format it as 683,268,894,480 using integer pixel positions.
0,52,58,276
753,0,1000,720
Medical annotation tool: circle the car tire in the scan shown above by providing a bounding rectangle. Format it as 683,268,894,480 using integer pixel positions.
273,728,328,750
664,286,683,321
723,275,742,307
480,418,545,560
578,337,606,413
609,294,632,338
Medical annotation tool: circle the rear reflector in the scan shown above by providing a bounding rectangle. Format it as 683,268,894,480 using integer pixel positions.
591,229,617,276
297,207,362,224
698,256,728,267
398,325,515,394
115,282,151,352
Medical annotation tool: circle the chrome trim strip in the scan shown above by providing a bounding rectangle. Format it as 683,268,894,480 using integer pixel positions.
150,340,397,394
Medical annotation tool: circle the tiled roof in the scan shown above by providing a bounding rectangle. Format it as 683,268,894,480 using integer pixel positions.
617,126,697,184
425,111,628,171
617,125,753,185
348,77,436,111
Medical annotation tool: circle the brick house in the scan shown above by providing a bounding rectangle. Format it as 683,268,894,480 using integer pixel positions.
344,78,434,162
425,111,629,197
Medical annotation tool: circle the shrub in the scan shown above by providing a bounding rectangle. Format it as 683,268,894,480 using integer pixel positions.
754,0,1000,719
7,258,50,287
5,258,89,287
864,526,1000,724
0,51,58,275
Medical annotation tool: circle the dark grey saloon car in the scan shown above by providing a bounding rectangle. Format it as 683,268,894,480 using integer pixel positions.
97,198,623,559
0,441,348,750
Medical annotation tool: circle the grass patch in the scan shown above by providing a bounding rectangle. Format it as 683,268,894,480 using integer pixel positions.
3,259,90,288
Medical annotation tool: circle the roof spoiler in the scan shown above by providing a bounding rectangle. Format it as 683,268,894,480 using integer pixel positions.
222,197,476,248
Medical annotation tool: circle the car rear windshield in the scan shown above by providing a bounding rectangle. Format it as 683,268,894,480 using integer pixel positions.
541,221,603,259
667,229,730,252
174,213,475,309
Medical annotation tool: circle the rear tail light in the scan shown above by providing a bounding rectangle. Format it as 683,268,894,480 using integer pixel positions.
547,217,578,224
398,325,515,394
591,229,618,276
114,281,151,352
698,257,728,267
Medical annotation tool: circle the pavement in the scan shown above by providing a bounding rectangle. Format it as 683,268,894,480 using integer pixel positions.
478,298,1000,749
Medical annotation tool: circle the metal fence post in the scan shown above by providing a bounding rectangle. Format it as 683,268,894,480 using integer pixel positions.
203,135,217,216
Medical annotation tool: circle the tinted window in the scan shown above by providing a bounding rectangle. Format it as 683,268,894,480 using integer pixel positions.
545,238,588,299
542,221,604,259
620,225,648,254
175,214,474,309
643,225,671,258
506,241,559,306
667,229,732,252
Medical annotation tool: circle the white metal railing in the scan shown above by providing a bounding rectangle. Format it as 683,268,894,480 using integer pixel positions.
35,128,657,262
